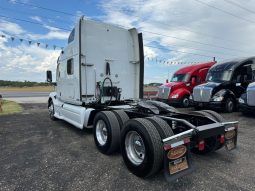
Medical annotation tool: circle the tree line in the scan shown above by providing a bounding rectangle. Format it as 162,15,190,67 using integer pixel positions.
0,80,51,87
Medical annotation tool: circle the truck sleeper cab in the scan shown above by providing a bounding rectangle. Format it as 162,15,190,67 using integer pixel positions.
239,82,255,114
193,57,255,113
47,17,238,182
157,61,215,107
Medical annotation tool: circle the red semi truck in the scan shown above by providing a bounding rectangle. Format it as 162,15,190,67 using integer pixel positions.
157,61,216,107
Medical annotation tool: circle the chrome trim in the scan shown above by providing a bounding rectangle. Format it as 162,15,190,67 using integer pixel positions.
163,129,194,143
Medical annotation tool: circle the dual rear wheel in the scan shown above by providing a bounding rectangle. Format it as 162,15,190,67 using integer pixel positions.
189,110,226,154
93,111,174,177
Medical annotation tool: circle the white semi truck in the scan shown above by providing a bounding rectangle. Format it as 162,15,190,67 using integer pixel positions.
47,16,239,181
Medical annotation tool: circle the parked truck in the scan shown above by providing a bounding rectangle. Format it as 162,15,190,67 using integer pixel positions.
47,17,238,182
192,57,255,112
157,61,216,107
239,82,255,114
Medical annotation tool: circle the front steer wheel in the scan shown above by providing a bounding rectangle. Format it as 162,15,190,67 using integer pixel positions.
225,98,235,113
121,118,164,178
93,111,120,155
182,95,190,107
48,99,56,120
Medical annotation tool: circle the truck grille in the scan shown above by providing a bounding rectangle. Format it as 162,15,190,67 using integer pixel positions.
158,87,171,99
247,84,255,106
193,86,212,102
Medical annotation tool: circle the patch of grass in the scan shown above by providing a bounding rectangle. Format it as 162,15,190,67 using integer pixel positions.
0,86,54,92
0,100,23,115
144,86,159,92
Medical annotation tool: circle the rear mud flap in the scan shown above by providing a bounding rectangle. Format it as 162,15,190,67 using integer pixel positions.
222,121,238,151
163,140,194,182
224,126,238,151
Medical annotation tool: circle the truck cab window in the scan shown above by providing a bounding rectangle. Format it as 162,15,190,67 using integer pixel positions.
232,61,253,82
67,59,74,75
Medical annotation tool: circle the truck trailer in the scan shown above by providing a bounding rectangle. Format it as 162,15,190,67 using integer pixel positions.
157,61,216,107
47,17,238,182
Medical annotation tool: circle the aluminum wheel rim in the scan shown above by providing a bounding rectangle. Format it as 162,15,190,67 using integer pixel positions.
125,131,145,165
96,120,108,146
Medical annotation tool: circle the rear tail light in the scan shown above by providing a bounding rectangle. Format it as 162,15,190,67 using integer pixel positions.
220,134,225,144
163,144,171,151
198,140,205,151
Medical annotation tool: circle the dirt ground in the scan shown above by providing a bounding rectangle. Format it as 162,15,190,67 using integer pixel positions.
0,104,254,191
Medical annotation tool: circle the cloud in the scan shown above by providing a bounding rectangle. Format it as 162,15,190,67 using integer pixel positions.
0,20,25,35
30,16,42,23
0,19,66,81
0,38,59,81
100,0,255,83
9,0,30,4
0,19,69,41
27,30,69,40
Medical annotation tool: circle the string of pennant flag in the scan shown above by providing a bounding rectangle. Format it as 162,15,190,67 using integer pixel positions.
144,56,210,65
0,32,211,65
0,33,64,50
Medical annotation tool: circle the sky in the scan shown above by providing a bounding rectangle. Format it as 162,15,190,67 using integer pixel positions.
1,0,255,83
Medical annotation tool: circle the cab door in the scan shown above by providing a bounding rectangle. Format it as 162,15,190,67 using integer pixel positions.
232,61,254,97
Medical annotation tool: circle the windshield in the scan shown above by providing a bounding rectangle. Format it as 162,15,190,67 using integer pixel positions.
206,70,233,82
206,62,236,82
171,74,190,82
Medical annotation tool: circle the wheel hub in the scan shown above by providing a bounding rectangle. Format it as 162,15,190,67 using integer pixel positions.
125,131,145,165
96,120,108,146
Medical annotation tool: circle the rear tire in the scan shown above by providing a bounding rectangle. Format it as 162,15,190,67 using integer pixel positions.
202,110,225,122
202,110,226,151
93,111,120,155
146,116,174,139
121,118,163,177
112,110,129,129
189,111,220,154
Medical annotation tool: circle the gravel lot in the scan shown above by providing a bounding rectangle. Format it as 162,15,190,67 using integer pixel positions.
0,103,254,191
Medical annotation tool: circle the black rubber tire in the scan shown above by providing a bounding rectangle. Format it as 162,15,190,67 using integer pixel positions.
189,110,213,119
189,110,221,154
121,118,163,177
93,111,120,155
112,110,129,129
202,110,225,122
146,116,174,139
182,95,190,108
48,99,56,120
201,110,226,151
167,105,179,113
225,98,235,113
194,105,201,110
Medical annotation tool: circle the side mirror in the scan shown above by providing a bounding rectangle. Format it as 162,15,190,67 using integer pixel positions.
191,77,196,86
46,70,52,83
